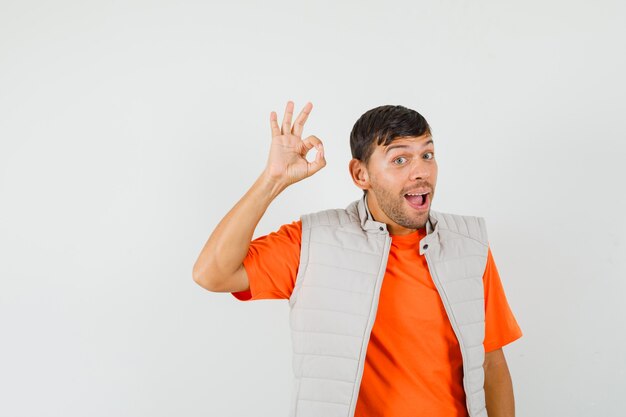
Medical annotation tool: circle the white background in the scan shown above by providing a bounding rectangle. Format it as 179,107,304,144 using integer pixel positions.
1,0,625,416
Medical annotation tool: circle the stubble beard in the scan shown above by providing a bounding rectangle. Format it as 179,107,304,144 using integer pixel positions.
369,183,431,230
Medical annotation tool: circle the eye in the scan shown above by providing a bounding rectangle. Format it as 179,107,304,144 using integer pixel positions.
423,152,434,160
393,156,408,165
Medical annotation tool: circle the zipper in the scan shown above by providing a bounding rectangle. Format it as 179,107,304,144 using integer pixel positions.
423,249,475,417
348,232,392,417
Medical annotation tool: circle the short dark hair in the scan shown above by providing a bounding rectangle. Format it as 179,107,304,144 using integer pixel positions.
350,105,432,165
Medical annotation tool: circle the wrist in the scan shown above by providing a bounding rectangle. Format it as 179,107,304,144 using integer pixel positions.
257,170,288,199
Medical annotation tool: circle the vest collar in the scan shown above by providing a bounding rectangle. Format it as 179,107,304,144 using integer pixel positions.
356,193,384,232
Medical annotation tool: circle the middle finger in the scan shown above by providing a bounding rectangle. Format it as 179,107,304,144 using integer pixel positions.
291,102,313,137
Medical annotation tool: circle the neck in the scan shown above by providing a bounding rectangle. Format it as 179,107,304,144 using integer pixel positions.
364,192,422,236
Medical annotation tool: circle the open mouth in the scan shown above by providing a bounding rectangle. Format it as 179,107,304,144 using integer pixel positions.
404,192,430,210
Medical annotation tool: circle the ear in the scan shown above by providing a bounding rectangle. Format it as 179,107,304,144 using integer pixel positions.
348,158,371,191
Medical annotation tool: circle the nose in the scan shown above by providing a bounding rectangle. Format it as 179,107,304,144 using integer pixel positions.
408,158,430,180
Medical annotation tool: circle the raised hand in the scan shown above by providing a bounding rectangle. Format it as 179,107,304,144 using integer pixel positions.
264,101,326,188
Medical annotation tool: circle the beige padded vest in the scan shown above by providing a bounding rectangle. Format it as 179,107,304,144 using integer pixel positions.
287,194,490,417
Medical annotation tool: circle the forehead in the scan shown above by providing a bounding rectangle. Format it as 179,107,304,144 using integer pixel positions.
380,134,434,152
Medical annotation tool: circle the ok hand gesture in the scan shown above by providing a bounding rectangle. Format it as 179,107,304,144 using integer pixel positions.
264,101,326,188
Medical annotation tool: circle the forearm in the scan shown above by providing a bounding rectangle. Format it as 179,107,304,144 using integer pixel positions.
192,171,286,286
484,359,515,417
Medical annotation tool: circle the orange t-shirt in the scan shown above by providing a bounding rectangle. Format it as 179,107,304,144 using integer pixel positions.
232,220,522,417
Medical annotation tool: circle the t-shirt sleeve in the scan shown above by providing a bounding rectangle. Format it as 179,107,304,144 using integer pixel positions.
483,246,523,352
231,220,302,301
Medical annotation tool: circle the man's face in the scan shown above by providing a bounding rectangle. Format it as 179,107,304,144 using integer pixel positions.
354,134,438,235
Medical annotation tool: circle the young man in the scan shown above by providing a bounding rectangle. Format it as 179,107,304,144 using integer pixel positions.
193,101,522,417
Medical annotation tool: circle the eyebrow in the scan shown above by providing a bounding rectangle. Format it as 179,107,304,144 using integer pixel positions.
384,139,434,154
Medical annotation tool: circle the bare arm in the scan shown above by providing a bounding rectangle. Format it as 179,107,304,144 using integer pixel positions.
484,348,515,417
192,101,326,292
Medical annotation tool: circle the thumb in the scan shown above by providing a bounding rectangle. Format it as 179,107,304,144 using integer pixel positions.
306,144,326,177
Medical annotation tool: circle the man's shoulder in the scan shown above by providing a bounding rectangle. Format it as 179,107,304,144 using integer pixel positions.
429,209,488,243
429,209,486,224
299,200,361,229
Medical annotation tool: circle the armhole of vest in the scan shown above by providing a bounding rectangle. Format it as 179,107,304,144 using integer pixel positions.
289,214,312,308
476,216,490,278
477,216,488,246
